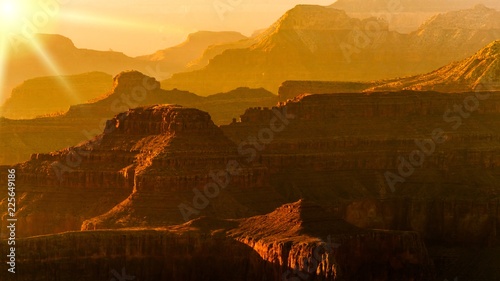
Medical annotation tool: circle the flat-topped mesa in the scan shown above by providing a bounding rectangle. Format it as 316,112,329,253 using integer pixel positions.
111,70,160,94
278,80,375,101
65,70,161,117
239,91,500,122
5,104,270,237
28,105,246,191
104,105,222,136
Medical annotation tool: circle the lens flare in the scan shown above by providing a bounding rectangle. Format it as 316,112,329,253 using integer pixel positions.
0,0,23,26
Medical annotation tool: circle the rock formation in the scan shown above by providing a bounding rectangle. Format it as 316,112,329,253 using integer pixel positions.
138,31,248,75
279,40,500,100
330,0,500,33
162,4,500,96
0,104,282,238
0,72,112,119
367,40,500,92
1,34,148,105
221,92,500,247
2,89,500,279
0,200,435,281
0,71,277,165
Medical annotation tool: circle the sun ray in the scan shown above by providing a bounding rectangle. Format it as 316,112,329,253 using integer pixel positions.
28,37,77,103
0,35,9,106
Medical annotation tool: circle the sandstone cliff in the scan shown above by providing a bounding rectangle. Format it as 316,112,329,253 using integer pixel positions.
222,92,500,247
0,200,435,281
0,104,282,238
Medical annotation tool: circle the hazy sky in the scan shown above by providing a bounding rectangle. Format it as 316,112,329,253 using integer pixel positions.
11,0,336,56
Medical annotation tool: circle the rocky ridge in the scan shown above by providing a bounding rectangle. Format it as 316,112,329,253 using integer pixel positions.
1,104,276,238
279,39,500,100
0,71,277,165
163,5,500,96
0,200,434,281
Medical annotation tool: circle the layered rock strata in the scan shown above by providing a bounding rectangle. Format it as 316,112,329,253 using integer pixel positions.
0,200,435,281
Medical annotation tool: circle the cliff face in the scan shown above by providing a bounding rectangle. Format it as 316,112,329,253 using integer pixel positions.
222,92,500,246
2,89,500,278
4,90,500,244
0,104,278,238
0,201,435,281
0,230,276,281
80,105,273,230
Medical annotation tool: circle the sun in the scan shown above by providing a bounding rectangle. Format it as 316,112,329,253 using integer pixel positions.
0,0,21,23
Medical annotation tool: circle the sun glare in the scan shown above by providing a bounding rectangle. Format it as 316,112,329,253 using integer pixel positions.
0,0,183,103
0,0,21,24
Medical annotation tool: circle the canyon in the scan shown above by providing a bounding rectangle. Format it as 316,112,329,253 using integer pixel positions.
162,4,500,95
2,86,500,279
0,71,277,165
2,1,500,280
0,200,434,281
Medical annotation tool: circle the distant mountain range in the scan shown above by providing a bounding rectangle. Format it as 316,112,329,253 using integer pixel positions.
137,31,247,75
2,34,144,105
162,4,500,96
330,0,500,12
366,40,500,92
330,0,500,32
3,4,500,105
279,39,500,99
1,31,246,105
0,72,112,119
0,71,277,165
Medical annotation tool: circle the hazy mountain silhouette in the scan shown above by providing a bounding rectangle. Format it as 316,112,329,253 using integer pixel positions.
162,4,500,96
1,31,247,105
279,40,500,100
162,5,404,95
330,0,500,33
366,40,500,92
330,0,500,12
2,34,146,104
138,31,247,74
0,72,112,119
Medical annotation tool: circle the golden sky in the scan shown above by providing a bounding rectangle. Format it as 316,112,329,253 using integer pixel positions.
1,0,336,56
